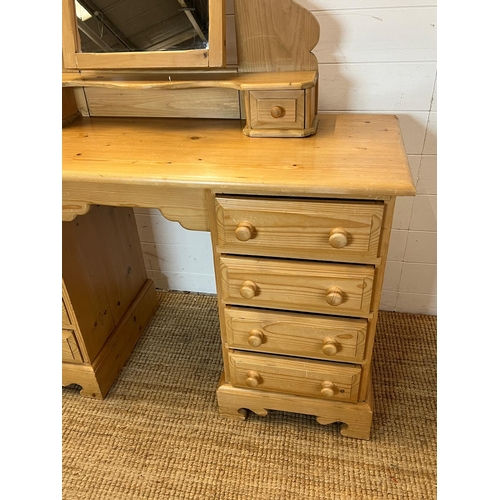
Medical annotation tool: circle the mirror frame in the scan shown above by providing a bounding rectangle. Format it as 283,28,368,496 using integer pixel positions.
62,0,226,70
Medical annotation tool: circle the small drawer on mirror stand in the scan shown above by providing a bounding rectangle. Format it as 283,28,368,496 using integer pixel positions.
243,88,318,138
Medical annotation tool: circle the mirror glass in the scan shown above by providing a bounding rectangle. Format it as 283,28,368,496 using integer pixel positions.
74,0,209,53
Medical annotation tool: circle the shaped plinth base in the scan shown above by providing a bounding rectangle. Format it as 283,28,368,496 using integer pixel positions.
216,376,373,440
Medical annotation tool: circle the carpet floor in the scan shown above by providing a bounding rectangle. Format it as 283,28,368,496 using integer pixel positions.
62,290,437,500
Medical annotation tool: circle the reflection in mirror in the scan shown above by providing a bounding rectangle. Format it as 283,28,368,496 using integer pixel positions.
74,0,209,53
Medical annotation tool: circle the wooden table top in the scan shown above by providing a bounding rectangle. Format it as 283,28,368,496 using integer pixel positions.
62,114,415,198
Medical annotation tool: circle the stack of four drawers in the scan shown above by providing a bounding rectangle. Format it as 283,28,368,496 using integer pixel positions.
212,195,387,438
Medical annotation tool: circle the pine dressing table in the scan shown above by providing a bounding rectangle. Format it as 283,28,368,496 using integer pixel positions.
62,0,416,439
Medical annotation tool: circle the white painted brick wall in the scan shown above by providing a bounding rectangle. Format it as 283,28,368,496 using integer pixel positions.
135,0,437,315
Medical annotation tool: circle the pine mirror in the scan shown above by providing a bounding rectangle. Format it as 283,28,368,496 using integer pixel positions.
62,0,226,70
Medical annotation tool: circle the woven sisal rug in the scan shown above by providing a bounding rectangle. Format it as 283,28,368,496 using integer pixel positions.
62,290,437,500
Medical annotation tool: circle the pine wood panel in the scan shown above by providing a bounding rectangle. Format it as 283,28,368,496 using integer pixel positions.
233,0,320,72
215,196,384,263
62,115,416,200
62,183,209,231
84,279,158,398
357,197,395,401
220,256,375,317
305,85,318,129
84,87,241,119
62,225,116,360
225,307,367,362
62,206,147,361
207,0,226,67
217,376,373,439
227,350,361,402
62,71,318,91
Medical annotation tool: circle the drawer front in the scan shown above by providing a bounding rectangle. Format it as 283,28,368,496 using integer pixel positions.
220,256,375,317
248,90,305,130
225,307,367,362
215,197,384,263
62,329,83,363
228,351,361,402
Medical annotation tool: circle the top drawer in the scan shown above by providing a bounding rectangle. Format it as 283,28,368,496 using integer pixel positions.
215,197,384,263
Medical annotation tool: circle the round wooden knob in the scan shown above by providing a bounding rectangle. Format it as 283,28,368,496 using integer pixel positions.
320,381,336,398
270,105,285,118
246,370,261,388
322,338,339,356
248,329,264,347
235,221,255,241
326,286,344,306
240,280,258,299
329,228,349,248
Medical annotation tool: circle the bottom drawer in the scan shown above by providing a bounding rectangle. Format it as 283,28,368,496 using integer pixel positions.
228,350,361,403
62,329,83,363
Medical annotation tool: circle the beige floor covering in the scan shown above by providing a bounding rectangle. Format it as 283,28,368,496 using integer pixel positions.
62,290,437,500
